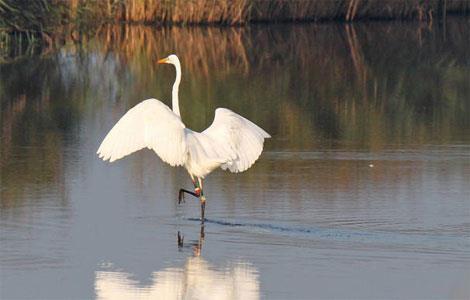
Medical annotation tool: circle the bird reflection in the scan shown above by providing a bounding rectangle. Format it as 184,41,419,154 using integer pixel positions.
177,225,205,257
95,226,259,300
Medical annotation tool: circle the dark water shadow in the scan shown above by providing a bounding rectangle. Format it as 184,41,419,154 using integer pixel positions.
187,218,470,255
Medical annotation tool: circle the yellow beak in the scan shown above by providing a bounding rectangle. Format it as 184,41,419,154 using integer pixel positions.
157,57,169,64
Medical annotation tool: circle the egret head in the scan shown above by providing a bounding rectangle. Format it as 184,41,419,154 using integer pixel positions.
158,54,180,66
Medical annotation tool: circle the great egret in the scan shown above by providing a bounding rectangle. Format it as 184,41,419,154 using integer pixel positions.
97,54,270,222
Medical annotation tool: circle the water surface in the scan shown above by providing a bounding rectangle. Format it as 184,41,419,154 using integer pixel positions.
1,19,470,299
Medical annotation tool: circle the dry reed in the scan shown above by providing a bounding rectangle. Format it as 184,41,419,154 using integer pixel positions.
102,0,470,23
1,0,468,51
94,0,469,24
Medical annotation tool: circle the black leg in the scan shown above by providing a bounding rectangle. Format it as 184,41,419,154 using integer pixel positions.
178,188,198,204
179,177,206,222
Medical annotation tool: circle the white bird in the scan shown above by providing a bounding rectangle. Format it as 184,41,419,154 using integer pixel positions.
97,54,270,222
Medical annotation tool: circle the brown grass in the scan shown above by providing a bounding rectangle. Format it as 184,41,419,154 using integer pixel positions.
1,0,468,52
62,0,470,25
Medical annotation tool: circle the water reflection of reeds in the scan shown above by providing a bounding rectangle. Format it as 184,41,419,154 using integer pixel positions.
95,25,250,77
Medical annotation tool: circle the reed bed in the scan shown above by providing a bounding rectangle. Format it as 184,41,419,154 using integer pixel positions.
251,0,470,22
1,0,468,53
67,0,470,24
1,0,469,31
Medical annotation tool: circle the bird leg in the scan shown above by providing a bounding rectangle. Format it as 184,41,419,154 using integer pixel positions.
200,196,206,223
198,178,206,223
192,178,202,196
178,177,206,223
178,189,199,204
177,178,202,204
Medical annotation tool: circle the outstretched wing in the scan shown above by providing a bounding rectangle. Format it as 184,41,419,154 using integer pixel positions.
97,98,187,166
203,108,270,173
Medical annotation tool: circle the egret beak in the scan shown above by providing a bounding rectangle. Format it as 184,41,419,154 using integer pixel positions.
157,57,169,64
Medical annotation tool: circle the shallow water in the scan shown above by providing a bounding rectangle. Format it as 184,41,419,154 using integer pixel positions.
1,19,470,299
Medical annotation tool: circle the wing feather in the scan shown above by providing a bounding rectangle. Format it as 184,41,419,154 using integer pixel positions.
203,108,270,173
97,98,187,166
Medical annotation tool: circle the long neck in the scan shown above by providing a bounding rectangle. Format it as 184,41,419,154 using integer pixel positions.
172,61,182,117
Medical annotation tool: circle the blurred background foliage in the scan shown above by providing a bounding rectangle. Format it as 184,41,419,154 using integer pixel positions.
1,19,469,155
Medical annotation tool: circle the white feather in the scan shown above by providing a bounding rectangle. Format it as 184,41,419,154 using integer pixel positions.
97,98,187,166
203,108,271,173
